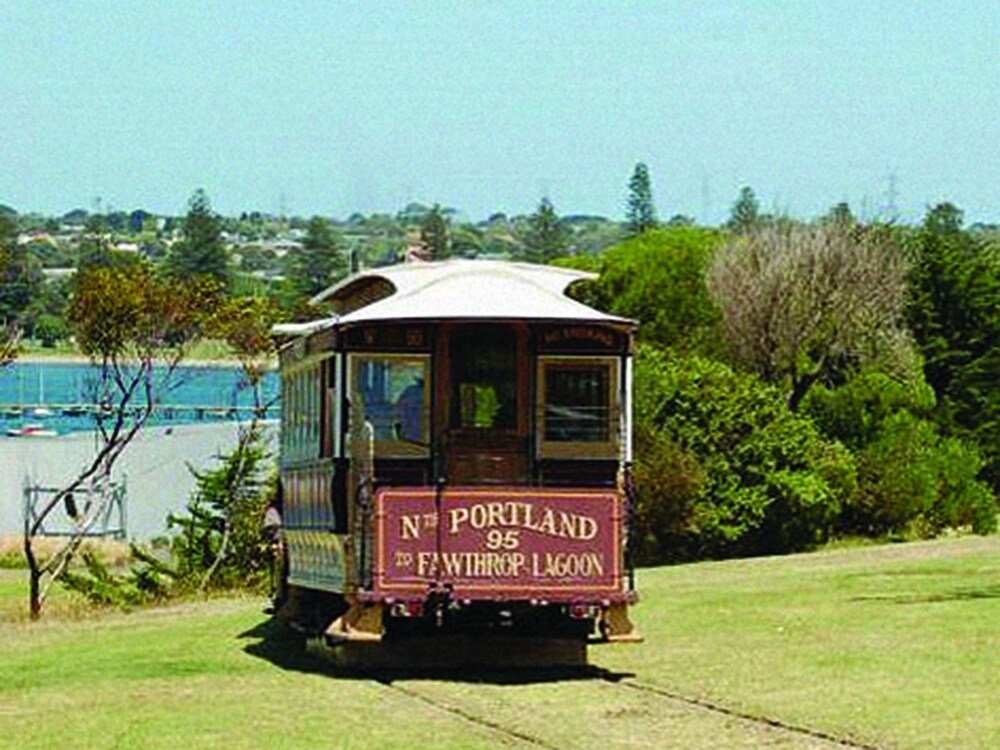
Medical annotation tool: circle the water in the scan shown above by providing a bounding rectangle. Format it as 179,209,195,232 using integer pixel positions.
0,361,280,437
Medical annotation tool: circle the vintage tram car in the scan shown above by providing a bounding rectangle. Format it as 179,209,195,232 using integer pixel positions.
271,260,639,650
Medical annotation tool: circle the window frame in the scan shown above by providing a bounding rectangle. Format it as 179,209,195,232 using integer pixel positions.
536,355,621,460
347,352,432,459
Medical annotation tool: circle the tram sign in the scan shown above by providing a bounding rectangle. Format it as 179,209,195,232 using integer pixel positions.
374,487,622,599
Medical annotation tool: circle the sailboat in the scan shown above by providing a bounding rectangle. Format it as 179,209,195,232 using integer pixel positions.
6,423,57,438
32,366,53,418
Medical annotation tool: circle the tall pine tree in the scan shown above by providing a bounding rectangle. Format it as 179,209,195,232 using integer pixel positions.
727,186,760,234
523,196,569,263
626,162,657,236
166,189,230,287
906,203,1000,489
420,204,450,260
287,216,347,298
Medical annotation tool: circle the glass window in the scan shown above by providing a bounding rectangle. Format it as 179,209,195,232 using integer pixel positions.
349,354,430,457
538,357,619,458
450,325,517,430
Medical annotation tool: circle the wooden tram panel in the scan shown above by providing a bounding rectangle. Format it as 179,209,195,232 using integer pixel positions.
373,486,625,601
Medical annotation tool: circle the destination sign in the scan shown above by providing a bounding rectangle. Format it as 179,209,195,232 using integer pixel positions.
374,487,621,598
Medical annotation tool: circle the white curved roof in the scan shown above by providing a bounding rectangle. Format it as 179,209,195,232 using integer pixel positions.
310,259,632,326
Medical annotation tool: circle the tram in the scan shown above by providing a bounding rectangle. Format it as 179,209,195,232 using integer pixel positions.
270,259,639,655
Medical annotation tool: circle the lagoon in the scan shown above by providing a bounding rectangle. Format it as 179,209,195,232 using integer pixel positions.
0,361,279,438
0,362,281,538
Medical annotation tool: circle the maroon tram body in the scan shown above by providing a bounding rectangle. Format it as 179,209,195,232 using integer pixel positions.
271,260,639,648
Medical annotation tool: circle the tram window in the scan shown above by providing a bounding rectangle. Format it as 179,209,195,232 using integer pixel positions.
348,354,430,457
537,357,619,459
450,326,517,430
280,362,325,462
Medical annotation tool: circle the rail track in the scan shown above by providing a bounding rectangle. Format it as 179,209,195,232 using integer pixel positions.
363,666,884,750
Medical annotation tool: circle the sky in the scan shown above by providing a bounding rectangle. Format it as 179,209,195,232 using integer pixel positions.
2,1,999,225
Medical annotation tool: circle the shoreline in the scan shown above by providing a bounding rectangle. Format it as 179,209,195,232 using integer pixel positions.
12,353,276,370
0,421,277,539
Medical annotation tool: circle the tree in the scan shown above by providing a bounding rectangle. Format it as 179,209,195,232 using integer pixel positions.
21,274,70,346
727,186,760,234
634,346,854,561
0,246,20,367
522,197,569,262
0,216,21,367
74,216,140,271
0,214,42,323
822,202,855,228
581,227,723,353
179,295,279,590
23,263,217,618
803,369,996,536
450,224,484,258
709,223,911,411
60,295,280,606
420,204,450,260
166,189,230,286
906,202,1000,489
626,162,657,235
286,216,347,298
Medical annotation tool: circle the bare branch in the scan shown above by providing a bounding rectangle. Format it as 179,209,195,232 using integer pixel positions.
24,264,216,619
709,224,913,409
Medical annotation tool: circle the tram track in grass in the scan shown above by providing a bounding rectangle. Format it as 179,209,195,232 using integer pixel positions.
608,676,882,750
369,676,560,749
354,663,878,750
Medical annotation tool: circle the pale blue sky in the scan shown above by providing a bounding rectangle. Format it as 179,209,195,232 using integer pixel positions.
2,1,999,224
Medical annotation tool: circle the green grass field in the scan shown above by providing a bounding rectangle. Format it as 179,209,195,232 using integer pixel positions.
2,536,999,749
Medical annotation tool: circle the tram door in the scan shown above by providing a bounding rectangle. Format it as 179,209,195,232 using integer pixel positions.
442,324,527,485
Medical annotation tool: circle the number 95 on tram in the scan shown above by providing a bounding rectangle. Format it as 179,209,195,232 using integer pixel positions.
269,260,640,654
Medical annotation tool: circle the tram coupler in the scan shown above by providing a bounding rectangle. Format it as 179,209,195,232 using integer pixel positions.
425,582,454,628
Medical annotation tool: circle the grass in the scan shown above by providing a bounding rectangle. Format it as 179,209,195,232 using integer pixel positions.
595,535,1000,749
0,582,509,749
16,338,276,366
0,536,132,571
1,536,999,748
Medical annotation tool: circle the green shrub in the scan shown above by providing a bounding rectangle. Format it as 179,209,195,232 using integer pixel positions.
804,369,997,537
167,424,274,591
59,426,275,608
634,346,854,561
575,227,723,353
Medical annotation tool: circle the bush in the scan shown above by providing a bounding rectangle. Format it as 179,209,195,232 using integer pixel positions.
852,414,995,537
33,313,67,348
167,425,274,591
634,346,854,561
59,427,275,608
804,370,997,537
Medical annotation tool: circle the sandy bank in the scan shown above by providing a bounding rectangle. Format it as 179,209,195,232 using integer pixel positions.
0,422,276,539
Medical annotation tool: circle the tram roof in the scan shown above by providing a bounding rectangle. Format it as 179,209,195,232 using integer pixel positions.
305,259,634,327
